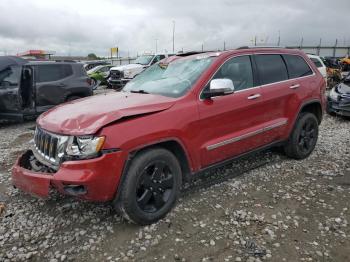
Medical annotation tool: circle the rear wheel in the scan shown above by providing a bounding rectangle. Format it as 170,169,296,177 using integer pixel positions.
114,148,182,225
284,112,319,159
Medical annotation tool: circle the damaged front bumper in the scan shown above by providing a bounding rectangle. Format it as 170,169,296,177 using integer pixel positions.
107,78,130,89
327,96,350,116
12,150,125,201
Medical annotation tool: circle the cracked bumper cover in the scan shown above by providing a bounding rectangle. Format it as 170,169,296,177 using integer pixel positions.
12,150,125,201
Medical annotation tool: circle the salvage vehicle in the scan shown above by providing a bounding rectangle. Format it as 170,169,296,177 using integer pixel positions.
107,54,167,90
323,57,342,88
327,72,350,116
0,56,93,121
308,54,327,79
12,48,326,225
340,56,350,72
83,60,109,71
87,64,113,88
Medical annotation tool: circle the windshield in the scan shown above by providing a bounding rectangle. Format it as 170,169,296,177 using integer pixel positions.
87,65,104,74
123,56,215,98
134,55,154,65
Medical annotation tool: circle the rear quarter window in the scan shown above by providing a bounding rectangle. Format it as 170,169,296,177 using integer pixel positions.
255,54,288,85
283,55,313,78
310,58,323,68
36,64,73,82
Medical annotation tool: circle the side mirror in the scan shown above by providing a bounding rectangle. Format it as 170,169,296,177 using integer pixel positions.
202,79,235,99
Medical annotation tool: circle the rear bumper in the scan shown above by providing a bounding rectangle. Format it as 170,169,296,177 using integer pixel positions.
12,150,125,201
327,97,350,116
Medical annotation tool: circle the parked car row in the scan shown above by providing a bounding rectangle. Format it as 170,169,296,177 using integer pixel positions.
0,57,93,121
12,47,327,225
107,54,168,90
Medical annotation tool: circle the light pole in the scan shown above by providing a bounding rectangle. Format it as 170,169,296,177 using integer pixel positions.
172,21,175,53
155,38,158,54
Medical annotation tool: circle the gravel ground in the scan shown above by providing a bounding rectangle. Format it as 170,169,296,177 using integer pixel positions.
0,113,349,262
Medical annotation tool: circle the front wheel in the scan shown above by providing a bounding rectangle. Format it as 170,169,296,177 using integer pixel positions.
284,112,319,159
113,148,182,225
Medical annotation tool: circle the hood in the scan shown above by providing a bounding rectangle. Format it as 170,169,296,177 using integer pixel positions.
110,64,144,71
37,92,176,135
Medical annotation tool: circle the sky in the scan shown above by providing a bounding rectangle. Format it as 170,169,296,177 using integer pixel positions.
0,0,349,57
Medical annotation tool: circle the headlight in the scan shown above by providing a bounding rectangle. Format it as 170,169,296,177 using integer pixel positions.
329,88,339,101
124,70,132,77
66,135,105,158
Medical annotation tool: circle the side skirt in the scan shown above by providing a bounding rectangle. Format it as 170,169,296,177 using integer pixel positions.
189,140,285,181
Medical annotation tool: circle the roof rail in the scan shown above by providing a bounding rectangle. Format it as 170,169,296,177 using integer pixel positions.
176,50,218,56
51,60,76,62
236,45,286,50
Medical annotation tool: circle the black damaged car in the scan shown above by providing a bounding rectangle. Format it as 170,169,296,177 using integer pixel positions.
0,56,93,122
327,72,350,117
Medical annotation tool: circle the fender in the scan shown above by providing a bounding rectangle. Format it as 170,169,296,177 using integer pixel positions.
287,98,323,137
112,137,194,201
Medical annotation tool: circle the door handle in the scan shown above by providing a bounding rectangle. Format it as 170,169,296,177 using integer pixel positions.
247,94,261,100
290,84,300,89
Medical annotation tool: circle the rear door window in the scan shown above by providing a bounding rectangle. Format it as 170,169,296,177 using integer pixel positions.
37,64,73,82
283,55,313,78
255,55,288,85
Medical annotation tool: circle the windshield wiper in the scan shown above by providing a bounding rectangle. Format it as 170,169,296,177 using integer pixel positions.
130,90,149,94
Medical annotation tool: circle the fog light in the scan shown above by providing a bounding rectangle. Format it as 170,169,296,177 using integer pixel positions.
63,185,87,196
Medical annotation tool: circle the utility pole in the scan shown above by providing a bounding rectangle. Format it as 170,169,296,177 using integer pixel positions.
277,30,281,46
333,38,338,57
172,21,175,54
317,38,322,56
254,36,257,46
155,38,158,54
224,41,226,51
299,37,304,49
201,43,204,52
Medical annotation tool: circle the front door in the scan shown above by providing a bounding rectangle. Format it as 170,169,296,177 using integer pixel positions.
196,55,267,168
0,65,22,120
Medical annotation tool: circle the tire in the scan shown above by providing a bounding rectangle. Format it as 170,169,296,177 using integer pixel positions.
284,112,319,159
114,148,182,225
66,95,81,102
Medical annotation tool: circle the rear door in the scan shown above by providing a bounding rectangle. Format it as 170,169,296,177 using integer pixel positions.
254,53,313,144
197,55,267,167
35,64,73,113
0,66,22,117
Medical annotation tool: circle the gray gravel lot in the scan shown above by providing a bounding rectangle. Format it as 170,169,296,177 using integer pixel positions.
0,112,349,262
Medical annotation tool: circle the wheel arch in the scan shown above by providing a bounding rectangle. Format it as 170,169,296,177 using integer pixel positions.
287,99,323,138
298,100,323,124
113,138,193,202
128,139,193,182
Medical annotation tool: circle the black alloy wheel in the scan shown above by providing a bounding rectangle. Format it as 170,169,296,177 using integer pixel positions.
113,148,182,225
284,112,319,159
297,120,317,154
136,161,175,213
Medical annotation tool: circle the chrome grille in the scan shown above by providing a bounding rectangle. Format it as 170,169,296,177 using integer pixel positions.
110,70,123,79
34,127,60,164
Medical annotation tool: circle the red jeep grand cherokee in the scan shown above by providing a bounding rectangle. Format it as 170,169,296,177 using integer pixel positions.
12,48,326,224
